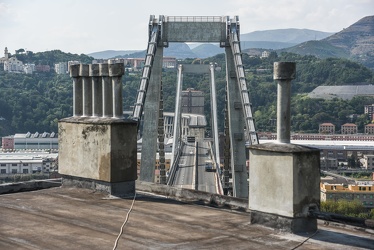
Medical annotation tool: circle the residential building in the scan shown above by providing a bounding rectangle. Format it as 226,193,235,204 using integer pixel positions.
1,137,14,150
35,64,50,72
364,104,374,121
363,155,374,170
320,157,338,170
137,152,172,183
55,62,68,74
365,124,374,134
319,123,335,134
341,123,358,134
261,50,270,58
320,182,374,208
24,64,35,74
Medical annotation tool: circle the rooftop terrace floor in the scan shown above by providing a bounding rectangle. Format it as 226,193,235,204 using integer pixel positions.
1,186,373,249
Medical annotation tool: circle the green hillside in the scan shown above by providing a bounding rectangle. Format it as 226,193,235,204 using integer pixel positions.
1,50,374,138
280,16,374,70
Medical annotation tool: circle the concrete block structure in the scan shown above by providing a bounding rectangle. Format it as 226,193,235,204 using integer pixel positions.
249,143,320,233
59,63,137,197
248,62,320,233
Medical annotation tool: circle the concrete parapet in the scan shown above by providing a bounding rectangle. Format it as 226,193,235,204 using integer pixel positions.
248,142,320,233
58,117,137,196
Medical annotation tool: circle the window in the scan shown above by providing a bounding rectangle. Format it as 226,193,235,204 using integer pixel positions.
23,163,28,166
11,169,17,174
0,169,6,174
357,195,360,199
23,169,29,174
0,164,5,166
12,163,17,166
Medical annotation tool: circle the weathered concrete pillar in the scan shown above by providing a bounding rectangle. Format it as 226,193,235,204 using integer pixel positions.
59,117,137,196
90,64,102,117
109,62,124,118
248,62,320,233
100,63,113,117
80,64,92,117
70,64,82,117
274,62,295,143
60,62,136,197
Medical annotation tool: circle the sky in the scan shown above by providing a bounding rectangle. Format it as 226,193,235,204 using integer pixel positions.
1,0,373,55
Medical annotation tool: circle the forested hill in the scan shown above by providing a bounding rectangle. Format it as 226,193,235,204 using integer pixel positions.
10,49,93,65
281,15,374,69
1,51,374,138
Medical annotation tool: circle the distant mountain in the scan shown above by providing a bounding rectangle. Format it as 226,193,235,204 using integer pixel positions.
192,44,224,58
280,40,349,59
88,50,141,59
241,41,297,50
241,29,334,44
164,43,196,58
281,16,374,69
118,43,197,59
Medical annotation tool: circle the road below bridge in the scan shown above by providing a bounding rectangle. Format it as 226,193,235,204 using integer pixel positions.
173,140,218,193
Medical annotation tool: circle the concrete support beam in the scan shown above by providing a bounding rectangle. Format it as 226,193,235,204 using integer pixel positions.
225,47,248,198
140,47,164,182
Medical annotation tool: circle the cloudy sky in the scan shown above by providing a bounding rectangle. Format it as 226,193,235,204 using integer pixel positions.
1,0,373,54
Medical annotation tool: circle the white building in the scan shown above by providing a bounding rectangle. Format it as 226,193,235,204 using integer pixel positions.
4,56,24,72
24,64,35,74
261,51,270,58
363,155,374,170
12,132,58,150
0,152,58,174
55,62,68,74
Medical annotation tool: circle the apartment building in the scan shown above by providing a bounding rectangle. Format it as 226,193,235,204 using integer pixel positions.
363,155,374,170
319,123,335,134
320,182,374,208
341,123,358,134
365,124,374,134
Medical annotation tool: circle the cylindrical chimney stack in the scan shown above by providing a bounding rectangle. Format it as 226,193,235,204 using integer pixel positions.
274,62,296,143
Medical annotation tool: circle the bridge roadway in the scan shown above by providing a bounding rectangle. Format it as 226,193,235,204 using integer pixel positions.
173,140,217,193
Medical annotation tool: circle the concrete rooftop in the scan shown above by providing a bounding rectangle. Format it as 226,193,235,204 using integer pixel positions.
1,184,374,249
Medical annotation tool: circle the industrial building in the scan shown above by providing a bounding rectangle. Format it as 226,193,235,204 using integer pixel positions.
2,132,58,151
